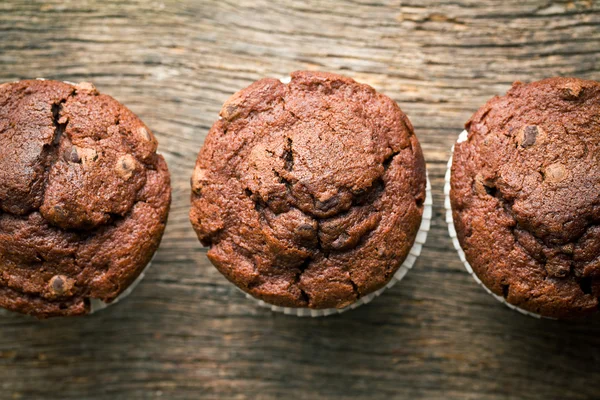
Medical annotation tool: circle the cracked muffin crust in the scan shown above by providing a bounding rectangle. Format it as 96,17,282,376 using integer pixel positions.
451,77,600,319
190,71,426,309
0,80,171,318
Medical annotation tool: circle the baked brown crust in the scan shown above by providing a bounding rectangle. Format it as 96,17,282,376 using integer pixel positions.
0,80,171,318
451,77,600,319
190,71,426,309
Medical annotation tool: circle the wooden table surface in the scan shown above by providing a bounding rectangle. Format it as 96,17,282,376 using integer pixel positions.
1,1,600,399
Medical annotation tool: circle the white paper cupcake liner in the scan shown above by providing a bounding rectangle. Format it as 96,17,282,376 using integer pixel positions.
444,130,549,319
244,176,432,317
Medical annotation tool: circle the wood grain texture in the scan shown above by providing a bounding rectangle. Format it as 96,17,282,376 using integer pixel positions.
1,0,600,399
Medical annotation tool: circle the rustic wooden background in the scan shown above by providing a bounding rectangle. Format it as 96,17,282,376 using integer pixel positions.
1,0,600,399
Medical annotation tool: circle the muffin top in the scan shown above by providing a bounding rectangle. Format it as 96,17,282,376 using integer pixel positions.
190,71,426,309
451,77,600,318
0,79,171,318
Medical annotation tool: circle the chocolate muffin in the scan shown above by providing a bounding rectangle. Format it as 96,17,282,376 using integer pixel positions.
450,77,600,319
0,79,171,318
190,71,426,310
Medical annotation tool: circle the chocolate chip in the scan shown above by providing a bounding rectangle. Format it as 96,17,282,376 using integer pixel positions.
519,126,538,148
50,275,66,294
64,146,98,164
544,163,567,183
559,83,583,100
221,102,241,121
516,125,546,148
65,146,81,163
192,167,209,194
48,275,75,297
115,154,137,180
75,81,97,93
138,126,153,142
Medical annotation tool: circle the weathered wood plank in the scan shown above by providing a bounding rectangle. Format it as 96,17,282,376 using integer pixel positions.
1,0,600,399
